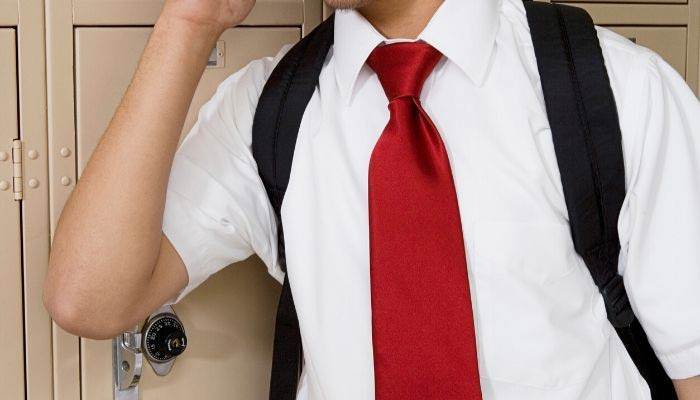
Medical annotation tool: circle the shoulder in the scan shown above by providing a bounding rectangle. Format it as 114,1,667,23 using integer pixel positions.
211,42,295,110
188,42,295,160
500,0,669,88
594,25,697,142
594,25,700,194
500,0,682,118
594,26,671,107
498,1,697,173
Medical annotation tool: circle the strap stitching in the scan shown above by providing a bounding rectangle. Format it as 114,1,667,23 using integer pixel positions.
271,39,311,202
555,5,610,247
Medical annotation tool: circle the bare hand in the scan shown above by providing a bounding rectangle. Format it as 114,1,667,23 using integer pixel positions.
162,0,256,33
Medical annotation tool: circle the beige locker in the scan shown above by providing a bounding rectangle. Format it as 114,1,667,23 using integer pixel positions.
72,0,303,25
72,27,300,399
557,2,692,24
0,28,25,400
69,0,322,32
0,0,17,25
10,2,53,400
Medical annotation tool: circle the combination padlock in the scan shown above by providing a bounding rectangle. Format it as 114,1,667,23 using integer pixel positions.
113,305,187,399
141,309,188,375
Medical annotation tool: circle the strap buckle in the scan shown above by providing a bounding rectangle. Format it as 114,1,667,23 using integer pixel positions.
601,275,635,328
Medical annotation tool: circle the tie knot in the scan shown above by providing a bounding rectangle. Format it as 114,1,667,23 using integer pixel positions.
367,42,443,101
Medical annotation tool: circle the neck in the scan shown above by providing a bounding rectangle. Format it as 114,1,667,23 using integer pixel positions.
358,0,444,39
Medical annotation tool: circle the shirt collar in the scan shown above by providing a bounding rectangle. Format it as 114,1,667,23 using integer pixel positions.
333,0,501,105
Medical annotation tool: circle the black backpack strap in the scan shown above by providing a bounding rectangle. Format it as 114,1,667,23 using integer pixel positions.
523,1,676,398
251,14,335,400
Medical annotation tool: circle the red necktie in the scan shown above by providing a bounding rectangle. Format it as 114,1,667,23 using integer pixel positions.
367,42,482,399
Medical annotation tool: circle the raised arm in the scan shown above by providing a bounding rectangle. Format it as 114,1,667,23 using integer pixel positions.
43,0,255,340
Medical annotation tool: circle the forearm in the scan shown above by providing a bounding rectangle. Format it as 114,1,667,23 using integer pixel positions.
676,376,700,400
45,15,223,335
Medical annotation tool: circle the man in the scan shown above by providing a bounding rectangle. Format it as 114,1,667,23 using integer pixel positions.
44,0,700,398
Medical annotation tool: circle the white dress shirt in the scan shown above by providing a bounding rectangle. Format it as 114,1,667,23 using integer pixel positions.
161,0,700,398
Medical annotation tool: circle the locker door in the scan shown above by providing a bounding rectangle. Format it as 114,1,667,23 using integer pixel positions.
74,27,299,399
0,0,16,26
0,28,25,400
71,0,304,26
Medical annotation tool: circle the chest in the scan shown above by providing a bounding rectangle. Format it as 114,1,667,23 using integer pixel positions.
283,56,572,238
275,49,612,396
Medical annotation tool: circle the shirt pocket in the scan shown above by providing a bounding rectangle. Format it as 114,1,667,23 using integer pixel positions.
471,220,609,389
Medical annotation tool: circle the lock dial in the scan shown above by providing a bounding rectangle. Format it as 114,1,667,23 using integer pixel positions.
142,313,187,363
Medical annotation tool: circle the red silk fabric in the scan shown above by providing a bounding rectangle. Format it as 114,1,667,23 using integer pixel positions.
367,42,483,399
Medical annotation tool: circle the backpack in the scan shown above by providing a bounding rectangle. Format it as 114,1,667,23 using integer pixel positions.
250,1,677,398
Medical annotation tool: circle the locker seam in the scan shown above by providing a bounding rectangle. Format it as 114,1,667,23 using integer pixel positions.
13,25,30,400
72,26,84,400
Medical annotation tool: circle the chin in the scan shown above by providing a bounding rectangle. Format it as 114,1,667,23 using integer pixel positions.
323,0,375,10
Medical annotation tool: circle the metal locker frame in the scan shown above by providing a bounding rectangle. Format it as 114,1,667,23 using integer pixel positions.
0,1,54,400
45,1,322,399
17,3,52,396
45,3,81,398
0,26,24,400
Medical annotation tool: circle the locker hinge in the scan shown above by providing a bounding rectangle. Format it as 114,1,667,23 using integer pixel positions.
12,139,22,201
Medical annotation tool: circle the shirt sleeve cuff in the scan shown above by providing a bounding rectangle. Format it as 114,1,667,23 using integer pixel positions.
658,342,700,380
161,189,224,305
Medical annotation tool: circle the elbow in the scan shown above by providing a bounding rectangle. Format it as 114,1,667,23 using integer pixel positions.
43,285,125,340
43,261,130,340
